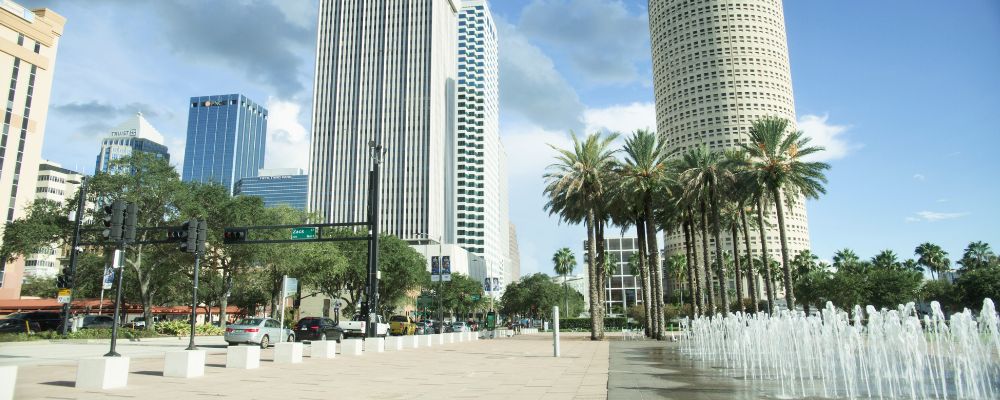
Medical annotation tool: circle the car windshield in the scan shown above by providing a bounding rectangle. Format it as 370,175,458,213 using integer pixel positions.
3,313,27,320
389,316,407,322
297,319,319,326
236,318,264,326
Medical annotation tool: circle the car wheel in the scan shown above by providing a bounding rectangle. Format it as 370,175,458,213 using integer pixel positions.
288,334,294,343
226,341,235,346
259,335,269,349
320,333,327,341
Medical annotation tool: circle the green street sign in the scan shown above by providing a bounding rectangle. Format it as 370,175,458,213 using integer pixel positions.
471,295,480,301
291,227,318,240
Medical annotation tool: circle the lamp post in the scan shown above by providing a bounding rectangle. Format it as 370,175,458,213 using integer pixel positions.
415,233,443,328
60,177,87,336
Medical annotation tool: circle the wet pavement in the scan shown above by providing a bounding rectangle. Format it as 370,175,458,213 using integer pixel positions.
608,338,816,400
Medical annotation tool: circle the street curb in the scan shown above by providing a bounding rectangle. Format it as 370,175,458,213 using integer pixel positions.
0,335,225,346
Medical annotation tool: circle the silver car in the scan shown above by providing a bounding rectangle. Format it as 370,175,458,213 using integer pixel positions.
451,322,468,332
224,317,295,348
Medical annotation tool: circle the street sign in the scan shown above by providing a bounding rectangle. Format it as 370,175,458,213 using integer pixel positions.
283,276,299,297
57,289,71,304
471,295,480,301
102,265,115,290
290,227,318,240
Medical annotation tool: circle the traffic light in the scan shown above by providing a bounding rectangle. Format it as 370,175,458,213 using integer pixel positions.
177,218,198,253
223,228,248,244
123,203,137,243
196,219,208,254
57,274,68,289
102,200,125,241
62,267,74,288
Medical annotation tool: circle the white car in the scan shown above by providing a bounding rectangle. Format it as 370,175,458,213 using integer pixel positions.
224,317,295,348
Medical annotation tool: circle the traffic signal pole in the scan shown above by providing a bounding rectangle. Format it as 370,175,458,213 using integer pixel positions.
60,179,87,336
365,142,382,338
105,246,125,357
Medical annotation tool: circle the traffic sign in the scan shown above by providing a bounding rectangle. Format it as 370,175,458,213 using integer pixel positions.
57,289,72,304
290,227,318,240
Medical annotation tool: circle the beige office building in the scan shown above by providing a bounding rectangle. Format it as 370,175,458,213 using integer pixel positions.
22,161,81,279
0,1,64,299
649,0,809,302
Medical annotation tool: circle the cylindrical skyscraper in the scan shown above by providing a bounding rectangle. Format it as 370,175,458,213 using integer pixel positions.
649,0,811,302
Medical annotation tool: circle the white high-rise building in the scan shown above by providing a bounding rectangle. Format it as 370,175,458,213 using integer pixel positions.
454,0,508,292
94,112,170,174
308,0,460,242
23,160,81,278
0,2,64,299
649,0,810,300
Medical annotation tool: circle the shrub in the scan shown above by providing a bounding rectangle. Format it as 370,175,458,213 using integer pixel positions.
558,317,628,330
154,320,224,336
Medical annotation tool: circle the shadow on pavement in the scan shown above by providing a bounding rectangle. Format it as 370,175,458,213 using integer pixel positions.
39,380,74,387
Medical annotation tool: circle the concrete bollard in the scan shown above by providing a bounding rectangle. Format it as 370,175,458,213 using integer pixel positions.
310,340,337,359
423,334,434,347
0,366,16,400
409,335,421,349
76,357,129,390
274,342,304,363
364,337,385,353
341,338,363,356
385,336,404,351
226,345,260,369
447,332,456,344
164,350,206,378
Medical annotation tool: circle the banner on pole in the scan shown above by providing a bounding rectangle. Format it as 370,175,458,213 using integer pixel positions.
442,256,452,282
431,256,441,282
102,265,115,290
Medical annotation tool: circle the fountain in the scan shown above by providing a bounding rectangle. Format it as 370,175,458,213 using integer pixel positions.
680,299,1000,399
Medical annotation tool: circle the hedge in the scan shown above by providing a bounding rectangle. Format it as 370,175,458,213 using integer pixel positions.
558,317,629,330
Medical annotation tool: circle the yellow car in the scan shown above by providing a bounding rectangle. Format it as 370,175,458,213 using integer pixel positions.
389,315,416,336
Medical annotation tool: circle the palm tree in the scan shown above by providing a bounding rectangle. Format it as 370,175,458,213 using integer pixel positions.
721,201,745,312
742,117,830,311
725,149,760,313
666,254,687,308
959,241,996,270
833,248,861,272
678,146,735,313
606,188,654,336
915,242,950,280
872,249,902,270
755,195,776,312
544,131,619,340
552,247,576,316
618,129,672,338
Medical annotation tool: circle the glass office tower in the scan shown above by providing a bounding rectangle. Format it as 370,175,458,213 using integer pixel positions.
235,168,308,211
182,94,267,194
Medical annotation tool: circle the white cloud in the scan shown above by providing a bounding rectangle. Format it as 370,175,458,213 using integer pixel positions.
500,122,573,179
583,102,657,135
264,97,311,172
906,211,970,222
913,174,926,181
797,114,856,162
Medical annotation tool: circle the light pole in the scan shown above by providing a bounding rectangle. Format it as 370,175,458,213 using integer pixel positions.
416,232,443,328
364,141,383,338
60,177,87,336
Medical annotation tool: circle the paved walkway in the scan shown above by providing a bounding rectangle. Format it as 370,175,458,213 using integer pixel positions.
10,333,608,400
0,336,229,366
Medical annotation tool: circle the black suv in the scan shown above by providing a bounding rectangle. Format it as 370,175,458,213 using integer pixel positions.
293,317,343,342
0,311,63,332
0,313,41,333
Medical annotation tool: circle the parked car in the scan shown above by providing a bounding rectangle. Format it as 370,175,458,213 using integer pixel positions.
451,321,469,332
389,315,416,336
127,316,163,329
467,320,479,331
0,313,42,333
414,322,427,335
432,321,452,334
225,317,295,348
339,314,389,338
293,317,342,342
78,315,116,329
13,311,64,331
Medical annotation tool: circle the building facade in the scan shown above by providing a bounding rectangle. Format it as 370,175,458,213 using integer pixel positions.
309,0,460,243
182,94,267,194
649,0,810,301
0,1,64,299
455,0,510,291
235,168,307,211
94,112,170,174
23,160,80,278
583,236,646,317
508,222,520,282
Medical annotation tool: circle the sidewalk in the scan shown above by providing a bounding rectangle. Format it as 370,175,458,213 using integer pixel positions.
11,333,608,400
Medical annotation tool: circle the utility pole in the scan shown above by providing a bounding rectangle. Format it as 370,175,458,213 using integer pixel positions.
104,199,130,357
364,141,383,338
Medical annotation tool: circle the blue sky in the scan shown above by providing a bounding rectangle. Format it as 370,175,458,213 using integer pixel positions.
22,0,1000,277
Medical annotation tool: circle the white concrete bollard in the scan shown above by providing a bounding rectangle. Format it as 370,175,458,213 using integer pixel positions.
435,333,445,345
473,331,480,340
423,334,434,347
385,336,403,351
409,335,421,349
447,332,456,344
76,357,129,390
341,338,364,356
310,340,337,359
164,350,206,378
274,342,304,363
364,337,385,353
226,345,260,369
0,366,16,400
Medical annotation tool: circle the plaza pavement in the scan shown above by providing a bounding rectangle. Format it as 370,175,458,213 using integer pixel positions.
7,332,608,400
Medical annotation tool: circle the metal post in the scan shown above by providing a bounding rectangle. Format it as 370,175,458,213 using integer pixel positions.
105,247,125,357
553,306,560,357
60,179,87,336
364,143,382,338
186,250,200,350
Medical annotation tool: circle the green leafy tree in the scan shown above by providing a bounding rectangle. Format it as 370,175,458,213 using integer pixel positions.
501,273,584,320
20,276,58,298
956,264,1000,309
543,131,618,340
741,117,830,311
915,242,950,280
958,241,997,271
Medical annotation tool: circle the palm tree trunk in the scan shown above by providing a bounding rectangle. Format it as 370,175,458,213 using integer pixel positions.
586,210,601,340
644,197,665,339
636,218,653,337
755,196,775,313
596,219,607,315
731,222,744,313
709,185,730,313
700,201,715,315
771,188,795,311
683,216,699,317
740,206,759,314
